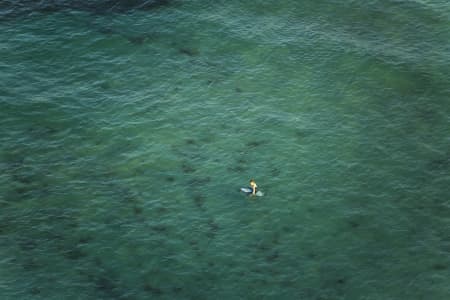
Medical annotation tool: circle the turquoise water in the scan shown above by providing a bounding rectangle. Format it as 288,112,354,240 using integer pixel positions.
1,1,449,299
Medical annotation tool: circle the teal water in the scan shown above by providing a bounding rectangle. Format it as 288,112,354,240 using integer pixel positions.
1,1,449,299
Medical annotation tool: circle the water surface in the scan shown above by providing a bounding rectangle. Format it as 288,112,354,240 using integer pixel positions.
1,1,449,299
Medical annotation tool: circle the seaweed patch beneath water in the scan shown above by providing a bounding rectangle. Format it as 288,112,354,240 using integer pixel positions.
144,282,163,295
179,47,199,57
246,140,267,148
206,218,219,238
193,194,205,210
181,162,196,174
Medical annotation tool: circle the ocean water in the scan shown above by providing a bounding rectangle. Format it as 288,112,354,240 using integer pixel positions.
1,1,449,299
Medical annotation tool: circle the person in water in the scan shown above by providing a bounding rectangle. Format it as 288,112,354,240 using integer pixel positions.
249,179,258,195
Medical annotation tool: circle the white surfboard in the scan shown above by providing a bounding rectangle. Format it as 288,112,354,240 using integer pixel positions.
240,187,264,196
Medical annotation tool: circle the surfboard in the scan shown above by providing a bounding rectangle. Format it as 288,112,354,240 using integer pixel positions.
240,187,264,197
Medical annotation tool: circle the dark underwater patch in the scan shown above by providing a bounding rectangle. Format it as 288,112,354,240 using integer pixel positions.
246,140,266,148
295,129,314,139
181,162,195,173
126,35,149,45
432,263,447,271
85,259,123,299
179,47,199,57
207,218,219,232
97,27,115,35
78,236,93,244
265,251,279,262
192,194,205,211
11,168,34,185
227,165,245,173
95,276,117,294
144,283,163,295
188,177,211,186
30,287,41,295
348,220,360,228
64,247,87,260
428,156,449,171
18,238,38,251
185,138,196,145
22,257,41,271
150,224,168,233
165,175,175,182
133,206,143,215
271,168,281,177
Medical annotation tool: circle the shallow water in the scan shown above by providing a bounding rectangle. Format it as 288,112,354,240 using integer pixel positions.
1,1,449,299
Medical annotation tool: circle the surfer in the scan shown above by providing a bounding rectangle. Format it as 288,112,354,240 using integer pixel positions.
240,179,263,197
249,179,258,195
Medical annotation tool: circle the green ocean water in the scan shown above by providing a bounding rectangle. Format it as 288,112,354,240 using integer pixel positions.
1,1,449,299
